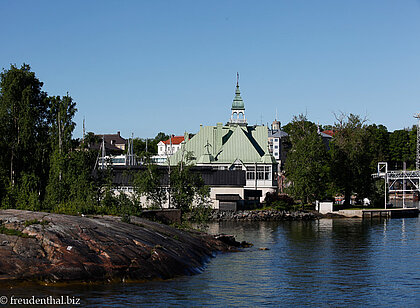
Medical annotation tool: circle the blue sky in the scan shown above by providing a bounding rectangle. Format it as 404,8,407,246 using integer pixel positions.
1,0,420,139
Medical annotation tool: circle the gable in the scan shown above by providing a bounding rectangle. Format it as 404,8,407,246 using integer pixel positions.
216,126,264,163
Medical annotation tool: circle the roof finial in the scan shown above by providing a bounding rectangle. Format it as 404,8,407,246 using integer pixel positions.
236,72,239,87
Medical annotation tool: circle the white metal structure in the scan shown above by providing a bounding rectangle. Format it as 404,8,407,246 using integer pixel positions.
376,162,420,209
374,114,420,209
414,113,420,170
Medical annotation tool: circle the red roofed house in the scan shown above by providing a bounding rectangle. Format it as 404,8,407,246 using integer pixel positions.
321,130,336,137
157,136,185,157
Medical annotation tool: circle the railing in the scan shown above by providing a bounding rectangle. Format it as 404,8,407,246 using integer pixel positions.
386,170,420,179
230,118,247,124
373,170,420,179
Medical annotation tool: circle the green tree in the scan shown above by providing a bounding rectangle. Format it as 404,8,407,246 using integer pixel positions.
330,114,372,205
132,132,169,159
366,124,389,170
388,128,416,169
408,125,417,168
389,129,408,163
284,114,330,204
83,132,100,148
170,164,210,215
132,163,168,208
282,114,318,140
44,94,78,209
0,64,50,207
51,149,102,215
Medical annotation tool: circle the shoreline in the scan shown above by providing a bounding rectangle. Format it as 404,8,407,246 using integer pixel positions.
0,210,237,285
209,209,319,221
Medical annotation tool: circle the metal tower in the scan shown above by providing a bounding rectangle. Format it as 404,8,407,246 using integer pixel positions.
414,113,420,170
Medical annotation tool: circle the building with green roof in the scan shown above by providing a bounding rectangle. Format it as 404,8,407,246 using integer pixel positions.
169,77,277,209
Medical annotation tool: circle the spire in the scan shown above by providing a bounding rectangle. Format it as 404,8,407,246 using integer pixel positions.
232,73,244,110
229,73,247,126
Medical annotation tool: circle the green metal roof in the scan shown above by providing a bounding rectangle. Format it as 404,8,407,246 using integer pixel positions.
216,126,262,163
169,123,275,165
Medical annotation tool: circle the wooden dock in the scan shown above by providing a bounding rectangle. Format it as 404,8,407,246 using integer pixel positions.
362,208,419,219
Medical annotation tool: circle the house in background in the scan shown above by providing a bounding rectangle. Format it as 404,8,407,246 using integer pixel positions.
88,131,138,168
158,136,185,156
320,129,335,150
268,119,289,169
151,135,185,164
169,78,277,209
88,131,127,155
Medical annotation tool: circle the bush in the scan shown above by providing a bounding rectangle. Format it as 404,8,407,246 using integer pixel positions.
264,192,295,211
264,192,295,207
272,200,292,211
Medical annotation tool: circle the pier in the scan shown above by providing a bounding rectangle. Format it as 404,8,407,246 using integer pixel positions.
362,208,419,219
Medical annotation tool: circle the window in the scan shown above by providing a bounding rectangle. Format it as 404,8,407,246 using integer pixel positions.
235,164,242,170
265,166,271,180
274,145,278,149
257,166,264,180
246,166,255,180
274,152,278,157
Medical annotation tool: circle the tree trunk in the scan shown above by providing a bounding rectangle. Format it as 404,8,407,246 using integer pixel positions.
344,189,351,207
10,151,14,186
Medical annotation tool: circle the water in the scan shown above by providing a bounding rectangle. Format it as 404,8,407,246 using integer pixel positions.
2,218,420,307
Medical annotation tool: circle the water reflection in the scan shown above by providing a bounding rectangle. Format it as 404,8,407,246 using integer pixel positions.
2,218,419,307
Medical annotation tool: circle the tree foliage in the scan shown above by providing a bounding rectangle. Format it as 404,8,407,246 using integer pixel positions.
44,95,78,209
284,114,330,204
132,132,169,158
0,64,102,213
366,124,389,170
0,64,50,207
329,113,373,205
132,163,167,209
388,126,416,169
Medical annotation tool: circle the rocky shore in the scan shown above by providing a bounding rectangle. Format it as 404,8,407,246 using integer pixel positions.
209,209,318,221
0,210,237,284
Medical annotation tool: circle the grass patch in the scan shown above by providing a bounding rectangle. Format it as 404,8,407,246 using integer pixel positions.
0,225,32,238
24,219,49,227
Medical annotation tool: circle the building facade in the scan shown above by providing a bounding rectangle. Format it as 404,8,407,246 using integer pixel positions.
152,136,185,164
169,79,277,208
157,136,185,156
268,120,288,168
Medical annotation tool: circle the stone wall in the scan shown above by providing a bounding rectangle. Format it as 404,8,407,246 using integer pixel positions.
209,209,317,221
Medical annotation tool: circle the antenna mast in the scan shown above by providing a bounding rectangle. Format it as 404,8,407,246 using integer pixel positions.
82,117,85,144
101,135,106,169
414,113,420,170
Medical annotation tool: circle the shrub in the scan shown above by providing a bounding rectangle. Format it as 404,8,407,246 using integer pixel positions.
264,192,295,211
